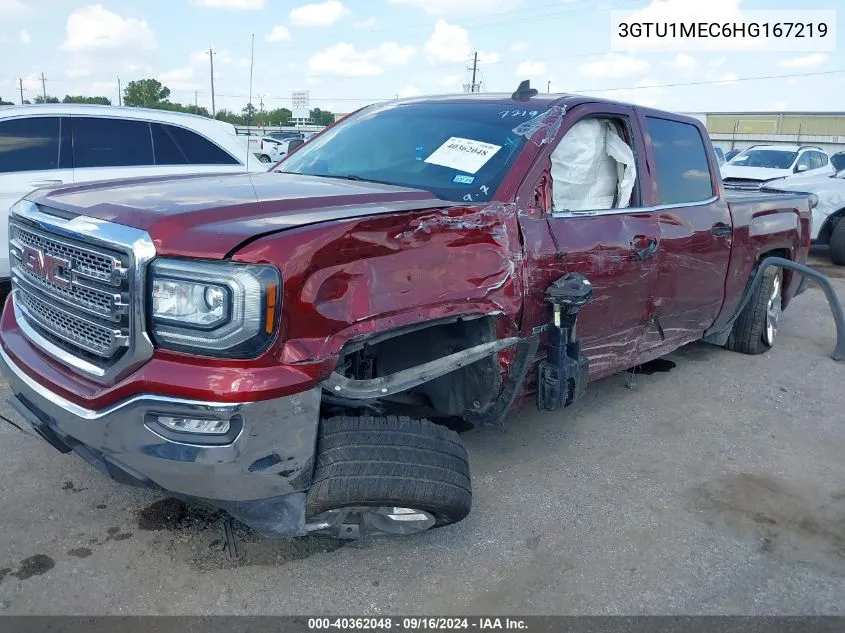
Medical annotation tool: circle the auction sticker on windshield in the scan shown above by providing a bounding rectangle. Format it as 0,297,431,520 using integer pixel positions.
425,137,502,175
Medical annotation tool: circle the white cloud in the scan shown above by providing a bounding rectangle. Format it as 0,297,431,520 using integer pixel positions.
66,67,91,78
18,28,30,44
290,1,350,27
398,85,422,97
778,53,829,69
189,0,265,8
674,53,696,69
354,17,377,29
509,42,528,52
578,54,649,78
719,73,739,84
477,51,499,64
159,66,199,91
517,60,546,77
425,19,469,63
308,41,416,77
0,0,30,16
637,77,664,91
160,48,230,92
388,0,516,16
63,5,156,54
265,25,291,43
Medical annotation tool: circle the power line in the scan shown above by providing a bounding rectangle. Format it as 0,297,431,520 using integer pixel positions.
571,68,845,94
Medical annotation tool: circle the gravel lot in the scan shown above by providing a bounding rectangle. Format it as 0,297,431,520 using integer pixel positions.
1,251,844,616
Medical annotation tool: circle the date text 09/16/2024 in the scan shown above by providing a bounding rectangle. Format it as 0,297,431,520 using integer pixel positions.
307,618,529,631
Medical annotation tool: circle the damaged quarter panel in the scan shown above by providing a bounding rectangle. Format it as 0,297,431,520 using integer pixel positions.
711,190,812,330
232,204,524,373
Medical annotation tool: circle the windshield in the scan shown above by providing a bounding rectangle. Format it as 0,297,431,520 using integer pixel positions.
277,102,547,203
728,149,797,169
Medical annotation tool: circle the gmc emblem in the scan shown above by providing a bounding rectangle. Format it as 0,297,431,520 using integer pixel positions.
20,245,72,288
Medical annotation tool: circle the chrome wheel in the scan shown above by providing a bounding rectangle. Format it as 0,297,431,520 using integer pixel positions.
305,506,436,539
258,154,272,163
764,273,782,346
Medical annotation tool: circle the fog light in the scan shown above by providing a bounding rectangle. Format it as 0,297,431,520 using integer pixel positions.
156,416,230,435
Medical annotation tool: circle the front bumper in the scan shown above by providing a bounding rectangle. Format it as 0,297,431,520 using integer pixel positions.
0,344,322,534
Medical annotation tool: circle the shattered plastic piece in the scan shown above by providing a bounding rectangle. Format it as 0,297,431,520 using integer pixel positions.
512,105,567,146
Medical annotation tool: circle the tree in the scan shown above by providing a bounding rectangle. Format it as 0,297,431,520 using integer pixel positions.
33,95,60,104
0,96,13,106
63,95,111,105
123,79,170,107
310,107,335,126
242,102,257,124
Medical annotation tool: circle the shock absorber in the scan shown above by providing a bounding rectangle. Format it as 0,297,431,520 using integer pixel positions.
537,272,594,411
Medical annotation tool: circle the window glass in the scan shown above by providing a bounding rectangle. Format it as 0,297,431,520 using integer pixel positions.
153,123,239,165
645,117,713,205
728,148,797,169
795,152,813,170
279,102,550,203
819,152,829,166
0,117,61,173
72,117,153,168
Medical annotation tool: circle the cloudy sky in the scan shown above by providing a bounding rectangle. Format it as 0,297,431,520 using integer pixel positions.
0,0,842,115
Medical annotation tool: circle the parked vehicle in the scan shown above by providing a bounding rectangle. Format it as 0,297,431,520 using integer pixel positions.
762,168,845,265
0,92,814,541
258,136,305,163
721,144,835,189
266,130,304,141
831,151,845,172
725,148,741,162
713,144,726,166
0,104,264,288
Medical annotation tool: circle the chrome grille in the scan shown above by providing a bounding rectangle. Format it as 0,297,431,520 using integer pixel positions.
9,204,155,383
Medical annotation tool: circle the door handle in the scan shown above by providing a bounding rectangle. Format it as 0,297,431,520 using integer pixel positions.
28,179,63,188
630,235,658,260
711,223,732,238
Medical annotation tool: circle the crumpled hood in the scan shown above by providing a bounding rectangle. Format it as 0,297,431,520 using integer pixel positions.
720,164,791,182
27,172,453,259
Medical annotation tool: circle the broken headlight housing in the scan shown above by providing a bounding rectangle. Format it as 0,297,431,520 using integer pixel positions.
149,259,280,358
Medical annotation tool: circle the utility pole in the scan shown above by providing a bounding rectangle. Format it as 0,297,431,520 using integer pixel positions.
18,78,24,104
195,90,199,114
40,72,47,100
117,77,122,106
248,33,255,125
547,80,551,93
208,48,216,118
470,51,479,93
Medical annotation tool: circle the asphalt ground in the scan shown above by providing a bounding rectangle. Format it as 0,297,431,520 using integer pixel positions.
0,250,843,615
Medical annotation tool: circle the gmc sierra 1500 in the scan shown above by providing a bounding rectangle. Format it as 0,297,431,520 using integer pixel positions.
0,88,819,540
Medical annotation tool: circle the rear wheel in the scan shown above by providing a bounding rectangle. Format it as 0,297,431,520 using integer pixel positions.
305,415,472,539
258,154,272,163
829,218,845,266
725,266,782,355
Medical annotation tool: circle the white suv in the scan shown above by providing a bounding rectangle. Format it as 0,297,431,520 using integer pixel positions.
721,144,835,189
0,104,266,284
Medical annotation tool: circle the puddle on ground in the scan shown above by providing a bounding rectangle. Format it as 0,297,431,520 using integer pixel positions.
10,554,55,580
686,473,845,573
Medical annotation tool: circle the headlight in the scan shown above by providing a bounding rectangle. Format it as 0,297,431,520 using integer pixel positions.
149,259,280,358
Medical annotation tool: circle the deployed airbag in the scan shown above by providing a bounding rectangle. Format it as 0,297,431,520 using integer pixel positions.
551,119,636,212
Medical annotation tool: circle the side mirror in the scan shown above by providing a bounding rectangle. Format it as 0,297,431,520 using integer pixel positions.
795,164,809,173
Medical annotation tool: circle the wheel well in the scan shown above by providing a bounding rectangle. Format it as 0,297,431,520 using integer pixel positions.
817,208,845,245
321,315,504,427
759,247,791,304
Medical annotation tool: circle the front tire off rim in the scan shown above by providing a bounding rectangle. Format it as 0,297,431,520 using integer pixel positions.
764,273,782,346
306,506,436,539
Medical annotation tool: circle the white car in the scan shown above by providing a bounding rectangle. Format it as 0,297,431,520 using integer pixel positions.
762,168,845,265
721,144,835,189
0,104,265,283
256,136,305,164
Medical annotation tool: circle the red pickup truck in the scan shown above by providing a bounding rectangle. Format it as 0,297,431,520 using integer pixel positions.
0,90,813,540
